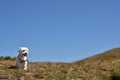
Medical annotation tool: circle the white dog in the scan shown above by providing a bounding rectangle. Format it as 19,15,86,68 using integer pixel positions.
15,47,29,70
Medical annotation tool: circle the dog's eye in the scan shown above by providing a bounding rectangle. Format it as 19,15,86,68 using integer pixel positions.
22,50,25,52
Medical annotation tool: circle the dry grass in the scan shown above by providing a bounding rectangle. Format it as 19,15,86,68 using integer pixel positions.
74,48,120,80
0,48,120,80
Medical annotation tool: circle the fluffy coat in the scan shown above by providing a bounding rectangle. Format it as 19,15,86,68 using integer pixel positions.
15,47,29,70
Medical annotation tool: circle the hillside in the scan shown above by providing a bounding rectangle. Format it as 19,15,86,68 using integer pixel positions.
0,48,120,80
74,48,120,79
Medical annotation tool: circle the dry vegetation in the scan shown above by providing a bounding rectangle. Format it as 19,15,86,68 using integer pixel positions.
0,48,120,80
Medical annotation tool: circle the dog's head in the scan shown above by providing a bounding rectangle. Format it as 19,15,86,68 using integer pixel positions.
18,47,29,56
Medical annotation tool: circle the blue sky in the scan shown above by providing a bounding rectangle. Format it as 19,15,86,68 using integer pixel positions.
0,0,120,62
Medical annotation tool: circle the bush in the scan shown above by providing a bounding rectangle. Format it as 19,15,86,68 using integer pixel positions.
0,56,5,60
4,56,12,60
0,56,16,60
111,72,120,80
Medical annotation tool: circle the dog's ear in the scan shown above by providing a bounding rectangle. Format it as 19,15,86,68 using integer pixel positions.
18,47,22,52
26,48,29,54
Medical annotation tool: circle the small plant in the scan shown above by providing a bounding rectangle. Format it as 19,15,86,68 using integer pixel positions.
0,56,4,60
111,72,120,80
33,73,44,79
4,56,12,60
0,56,16,60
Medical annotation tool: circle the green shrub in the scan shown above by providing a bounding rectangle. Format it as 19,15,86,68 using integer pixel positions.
0,56,16,60
4,56,12,60
111,72,120,80
0,56,5,60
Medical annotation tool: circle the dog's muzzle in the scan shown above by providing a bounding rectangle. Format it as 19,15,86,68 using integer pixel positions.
23,53,27,56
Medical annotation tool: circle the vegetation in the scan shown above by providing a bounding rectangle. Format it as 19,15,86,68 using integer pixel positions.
0,56,16,60
111,72,120,80
0,48,120,80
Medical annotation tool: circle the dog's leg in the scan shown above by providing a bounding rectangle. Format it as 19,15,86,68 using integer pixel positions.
15,57,20,68
23,61,27,70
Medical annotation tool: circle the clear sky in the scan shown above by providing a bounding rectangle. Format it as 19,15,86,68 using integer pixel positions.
0,0,120,62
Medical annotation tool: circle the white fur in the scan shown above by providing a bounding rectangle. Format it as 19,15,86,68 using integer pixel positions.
15,47,29,70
